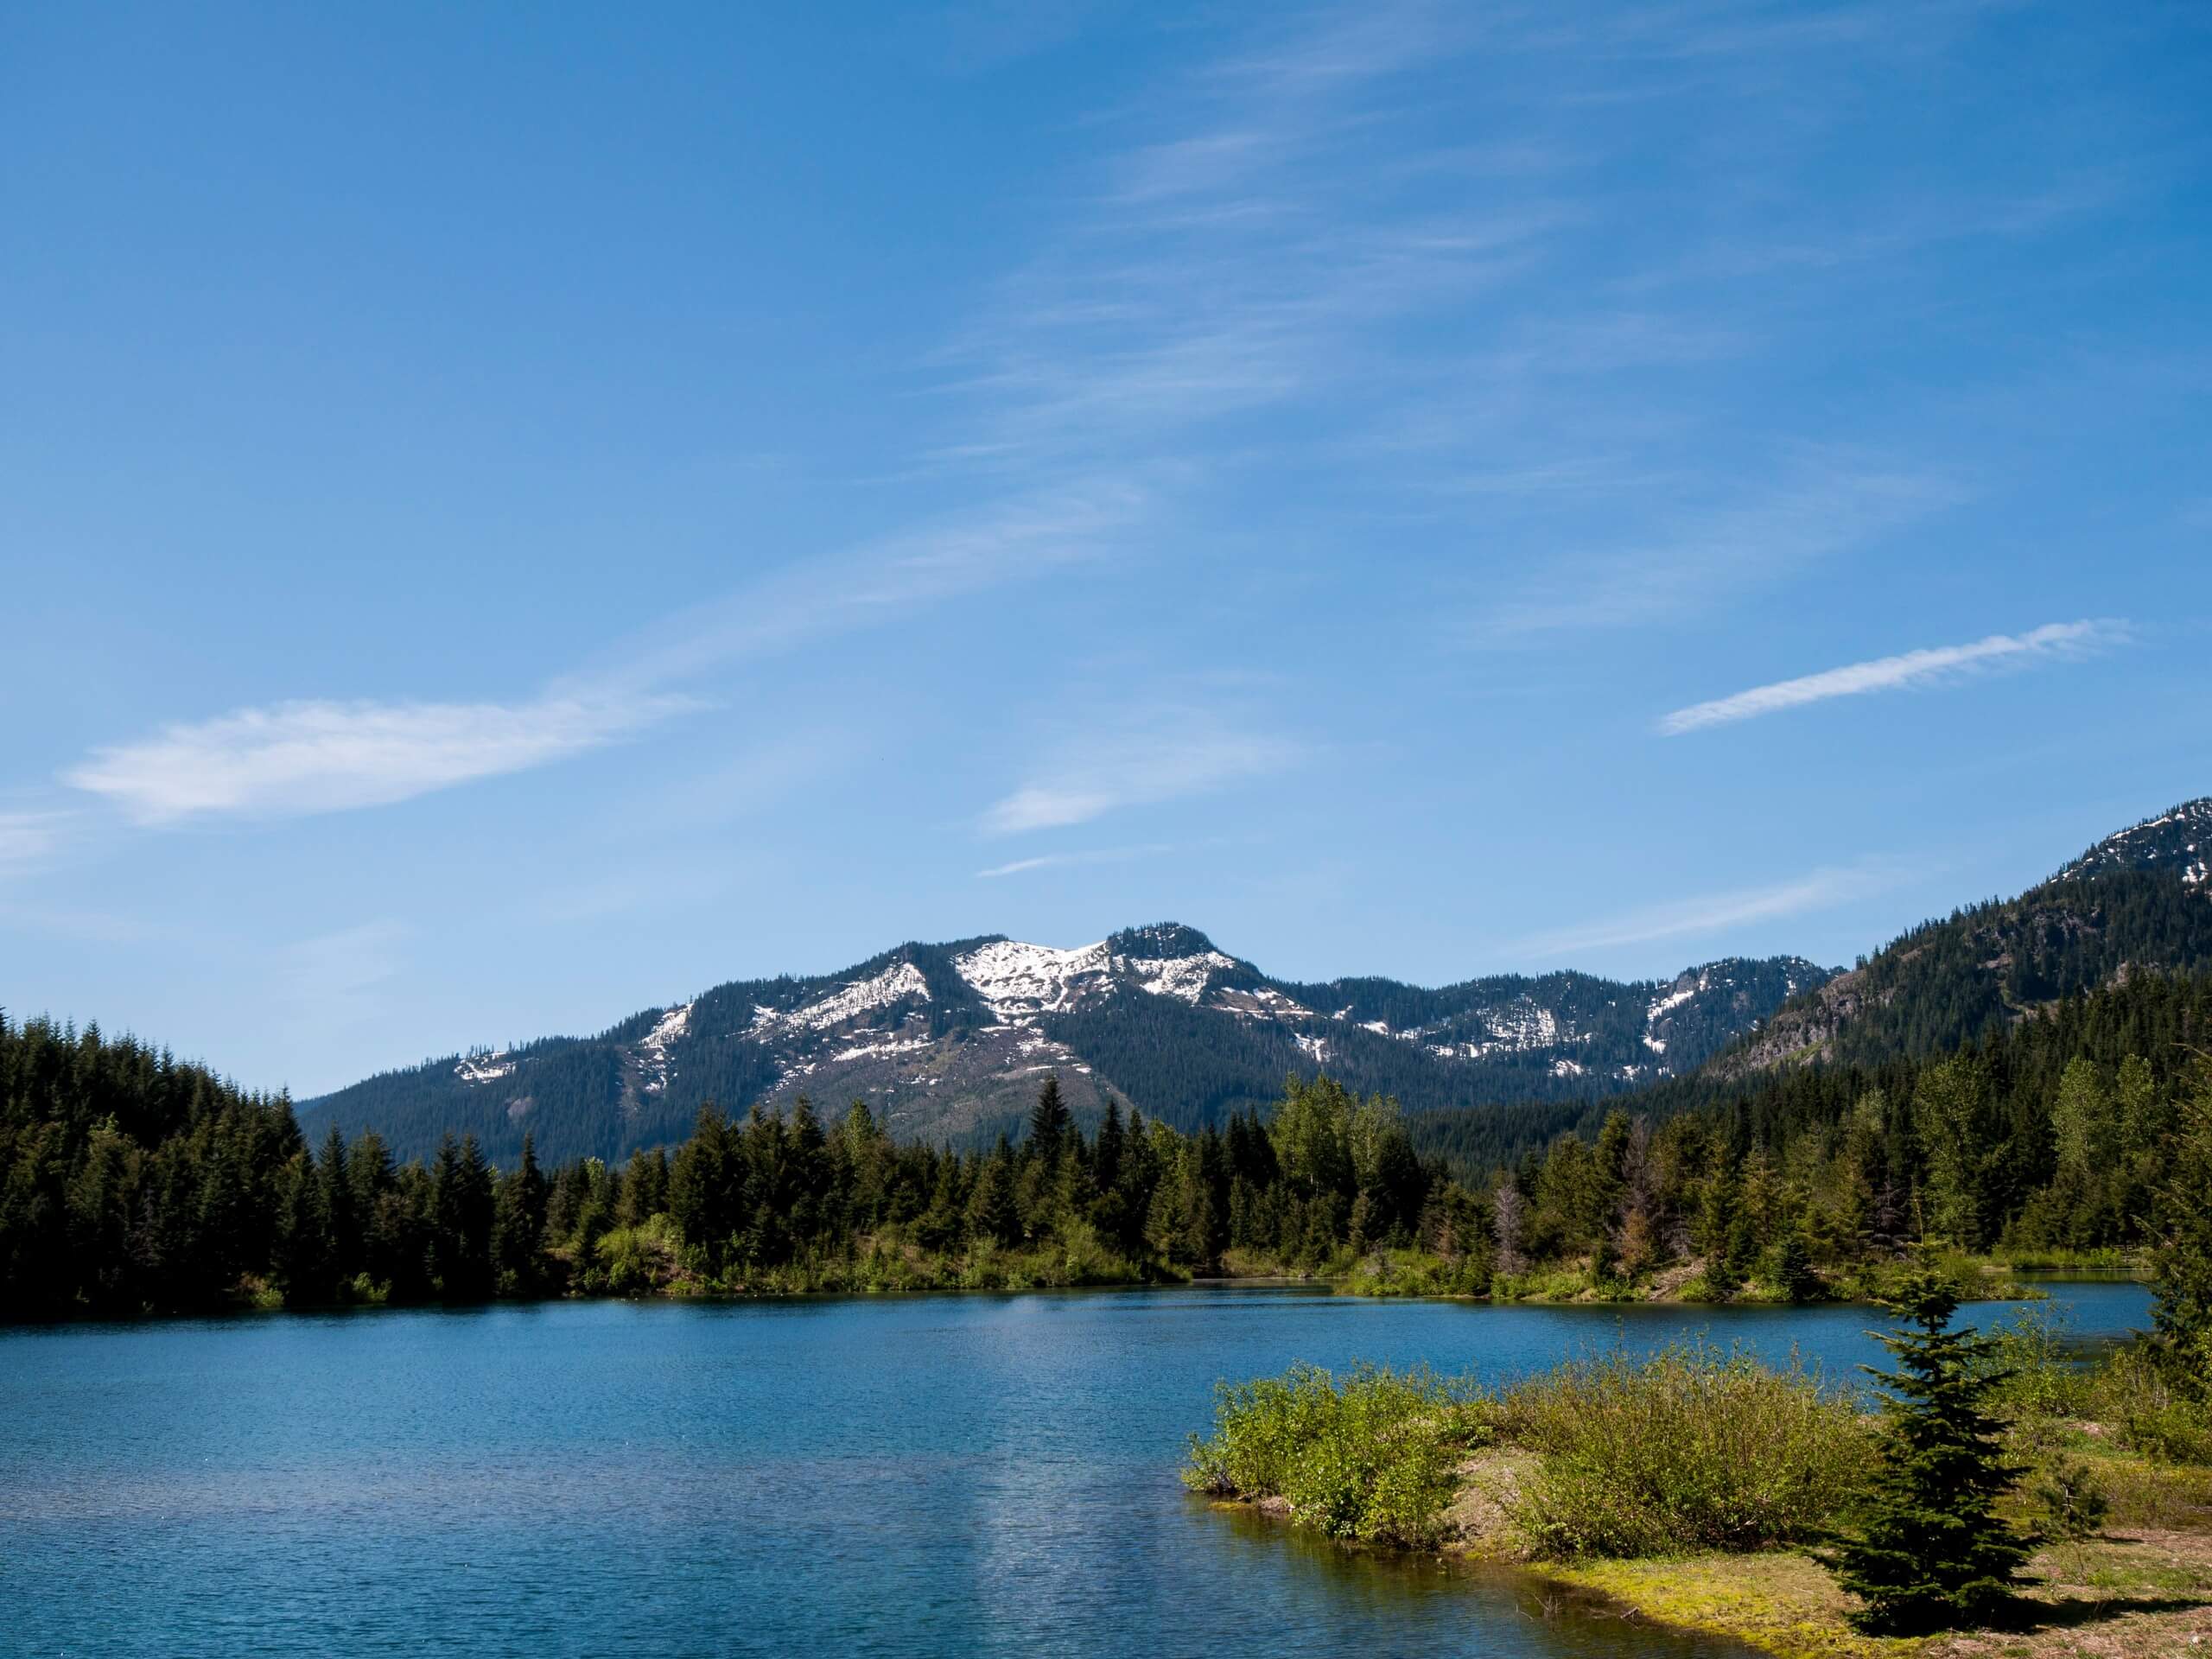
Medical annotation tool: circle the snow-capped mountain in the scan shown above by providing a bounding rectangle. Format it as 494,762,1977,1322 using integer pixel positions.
1715,797,2212,1077
299,921,1832,1166
2056,798,2212,888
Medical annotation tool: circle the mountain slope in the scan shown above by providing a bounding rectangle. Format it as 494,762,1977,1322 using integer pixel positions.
299,923,1830,1165
1713,797,2212,1078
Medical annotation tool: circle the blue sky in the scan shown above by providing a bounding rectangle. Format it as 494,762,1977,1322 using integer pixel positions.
3,2,2208,1098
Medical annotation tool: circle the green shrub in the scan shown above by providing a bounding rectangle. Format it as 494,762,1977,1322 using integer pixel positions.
1183,1363,1487,1548
1980,1301,2096,1421
594,1214,683,1295
2028,1453,2110,1540
1499,1344,1872,1558
2088,1348,2212,1465
1491,1267,1589,1303
1333,1249,1490,1298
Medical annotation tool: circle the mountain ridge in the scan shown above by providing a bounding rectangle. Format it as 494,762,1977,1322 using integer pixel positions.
1710,796,2212,1078
299,926,1832,1165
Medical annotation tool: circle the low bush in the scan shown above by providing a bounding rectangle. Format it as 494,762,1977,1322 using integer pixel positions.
2091,1348,2212,1465
1332,1249,1490,1298
1183,1363,1488,1548
1491,1267,1590,1303
594,1214,684,1295
2028,1453,2111,1540
1497,1344,1873,1557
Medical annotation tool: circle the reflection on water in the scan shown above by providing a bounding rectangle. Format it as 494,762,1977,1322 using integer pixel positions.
0,1281,2150,1657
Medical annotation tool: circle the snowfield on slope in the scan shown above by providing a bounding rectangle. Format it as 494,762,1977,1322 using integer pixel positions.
952,938,1238,1025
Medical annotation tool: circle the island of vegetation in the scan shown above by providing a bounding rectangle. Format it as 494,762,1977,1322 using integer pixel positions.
3,972,2209,1319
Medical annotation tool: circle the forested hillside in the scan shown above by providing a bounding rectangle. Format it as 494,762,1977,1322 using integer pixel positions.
0,1011,303,1317
1421,971,2212,1285
1719,801,2212,1077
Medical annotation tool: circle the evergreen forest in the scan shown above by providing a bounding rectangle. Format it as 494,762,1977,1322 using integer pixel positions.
7,966,2212,1318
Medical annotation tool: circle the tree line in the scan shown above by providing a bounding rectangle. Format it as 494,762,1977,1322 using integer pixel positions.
1,1009,1432,1314
7,971,2212,1367
1451,969,2212,1301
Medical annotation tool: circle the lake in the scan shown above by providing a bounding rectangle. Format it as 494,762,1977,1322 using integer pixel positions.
0,1281,2152,1657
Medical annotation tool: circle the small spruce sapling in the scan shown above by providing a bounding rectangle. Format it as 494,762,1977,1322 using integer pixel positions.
1833,1267,2034,1634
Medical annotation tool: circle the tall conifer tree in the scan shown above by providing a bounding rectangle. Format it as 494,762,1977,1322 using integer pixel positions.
1833,1268,2031,1632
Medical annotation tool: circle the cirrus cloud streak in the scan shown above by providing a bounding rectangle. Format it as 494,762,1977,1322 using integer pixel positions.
66,693,690,825
982,719,1301,836
1515,862,1905,961
1659,619,2127,736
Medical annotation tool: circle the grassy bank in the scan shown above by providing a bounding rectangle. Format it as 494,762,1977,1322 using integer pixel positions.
567,1216,1179,1297
551,1237,2095,1306
1322,1243,2074,1305
1185,1328,2212,1655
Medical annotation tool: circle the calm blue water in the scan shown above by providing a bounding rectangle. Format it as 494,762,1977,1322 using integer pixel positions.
0,1281,2152,1658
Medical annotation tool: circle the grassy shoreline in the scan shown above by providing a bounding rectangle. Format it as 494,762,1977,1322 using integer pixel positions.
1319,1245,2138,1305
1183,1338,2212,1656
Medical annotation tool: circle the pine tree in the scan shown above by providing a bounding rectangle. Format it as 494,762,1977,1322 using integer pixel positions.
492,1134,548,1294
318,1125,358,1289
1833,1268,2032,1633
1696,1153,1740,1264
965,1147,1019,1248
1092,1099,1125,1195
1028,1075,1071,1166
1768,1222,1818,1303
273,1150,333,1306
430,1134,496,1301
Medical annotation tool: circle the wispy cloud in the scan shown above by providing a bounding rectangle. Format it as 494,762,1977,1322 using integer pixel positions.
982,716,1301,836
66,693,687,825
929,5,1560,477
64,484,1147,829
1516,862,1904,960
0,809,73,876
1660,619,2127,735
586,481,1148,696
976,842,1177,879
1473,461,1961,640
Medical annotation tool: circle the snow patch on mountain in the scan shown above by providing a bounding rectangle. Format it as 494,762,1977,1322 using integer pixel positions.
636,1001,692,1094
953,938,1239,1024
1641,969,1715,1055
830,1034,934,1064
763,963,932,1033
956,939,1114,1022
1647,973,1706,1024
454,1048,514,1084
1216,986,1314,1020
1137,950,1237,1003
1487,1001,1560,1052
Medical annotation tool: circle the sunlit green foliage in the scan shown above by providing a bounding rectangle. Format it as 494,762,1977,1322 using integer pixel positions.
1499,1344,1871,1557
1182,1363,1486,1547
1186,1346,1869,1557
